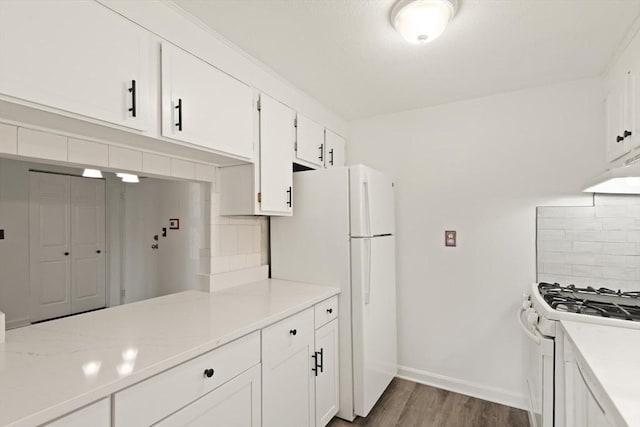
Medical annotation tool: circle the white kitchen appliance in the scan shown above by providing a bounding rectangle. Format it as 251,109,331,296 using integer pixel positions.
270,165,398,422
520,282,640,427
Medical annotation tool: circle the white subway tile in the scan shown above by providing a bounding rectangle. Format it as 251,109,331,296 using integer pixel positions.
628,231,640,242
540,240,572,252
564,207,596,218
543,263,572,275
603,218,636,230
537,207,568,218
602,242,640,256
537,230,565,240
594,194,640,206
565,231,627,242
595,206,632,218
238,226,253,254
572,265,604,278
572,242,603,254
538,251,567,263
220,225,239,255
594,254,640,267
565,253,598,265
600,266,637,280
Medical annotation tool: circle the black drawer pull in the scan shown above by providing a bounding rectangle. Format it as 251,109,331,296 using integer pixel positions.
96,250,101,254
624,130,633,138
128,80,136,117
203,368,214,378
64,252,69,256
289,329,297,336
286,186,292,208
326,308,333,314
616,135,624,143
319,144,324,162
329,148,334,165
175,98,183,131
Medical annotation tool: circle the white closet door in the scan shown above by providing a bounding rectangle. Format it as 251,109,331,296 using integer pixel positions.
70,177,106,314
29,172,71,322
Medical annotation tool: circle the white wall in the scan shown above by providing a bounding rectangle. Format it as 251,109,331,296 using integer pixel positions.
347,78,606,408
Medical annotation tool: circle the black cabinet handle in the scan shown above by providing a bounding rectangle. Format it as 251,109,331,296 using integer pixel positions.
128,80,137,117
329,148,334,166
96,250,101,254
624,130,633,138
616,135,624,143
318,348,324,373
286,186,292,208
319,144,324,162
326,308,333,314
311,349,324,376
203,368,214,378
175,99,183,131
289,329,297,336
64,252,69,256
312,353,318,376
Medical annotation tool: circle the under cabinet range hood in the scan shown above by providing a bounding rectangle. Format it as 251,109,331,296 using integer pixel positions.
583,161,640,194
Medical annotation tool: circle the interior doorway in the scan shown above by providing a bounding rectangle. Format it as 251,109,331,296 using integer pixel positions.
28,171,106,322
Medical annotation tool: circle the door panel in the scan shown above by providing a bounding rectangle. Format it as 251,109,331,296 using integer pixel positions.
350,165,395,237
296,115,325,168
29,173,71,322
315,319,339,427
324,130,345,168
351,236,397,417
70,177,106,314
0,0,152,131
259,94,294,214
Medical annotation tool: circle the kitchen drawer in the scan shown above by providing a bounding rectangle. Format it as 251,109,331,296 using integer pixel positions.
113,331,260,427
262,307,314,364
314,296,338,329
45,398,110,427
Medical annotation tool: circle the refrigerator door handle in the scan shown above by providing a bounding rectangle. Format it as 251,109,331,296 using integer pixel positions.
364,238,372,304
363,181,373,237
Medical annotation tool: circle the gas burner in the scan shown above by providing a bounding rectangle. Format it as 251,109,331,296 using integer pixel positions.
539,282,640,322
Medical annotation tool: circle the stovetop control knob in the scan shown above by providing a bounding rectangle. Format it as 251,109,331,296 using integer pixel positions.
527,310,539,325
521,300,532,309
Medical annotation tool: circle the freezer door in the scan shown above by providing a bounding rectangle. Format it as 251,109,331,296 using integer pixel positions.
350,165,395,237
351,235,398,417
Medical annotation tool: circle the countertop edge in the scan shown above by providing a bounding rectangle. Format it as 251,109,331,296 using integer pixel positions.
6,283,340,427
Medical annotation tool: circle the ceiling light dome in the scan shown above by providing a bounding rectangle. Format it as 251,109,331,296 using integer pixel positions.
391,0,458,44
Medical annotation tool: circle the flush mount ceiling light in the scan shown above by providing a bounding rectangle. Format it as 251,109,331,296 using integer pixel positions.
391,0,458,44
116,173,139,183
82,168,103,178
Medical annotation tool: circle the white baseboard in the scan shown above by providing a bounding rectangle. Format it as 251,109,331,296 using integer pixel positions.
5,316,30,331
397,365,529,411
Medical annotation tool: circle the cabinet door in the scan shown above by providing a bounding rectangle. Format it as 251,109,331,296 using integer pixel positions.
262,309,315,427
605,78,630,163
0,1,152,131
45,398,110,427
315,320,339,427
259,94,294,215
296,115,325,168
155,365,261,427
628,71,640,152
324,131,346,168
161,42,253,159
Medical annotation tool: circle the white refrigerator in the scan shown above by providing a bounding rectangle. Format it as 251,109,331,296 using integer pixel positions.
270,164,398,421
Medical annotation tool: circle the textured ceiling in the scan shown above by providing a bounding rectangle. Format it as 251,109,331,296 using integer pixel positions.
172,0,640,120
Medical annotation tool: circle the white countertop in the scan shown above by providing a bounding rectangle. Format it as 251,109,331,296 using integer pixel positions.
561,320,640,427
0,279,339,427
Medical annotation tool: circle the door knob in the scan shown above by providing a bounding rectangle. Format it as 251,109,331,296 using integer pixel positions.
96,250,101,254
64,252,69,256
203,368,214,378
326,308,333,314
289,329,297,336
616,135,624,143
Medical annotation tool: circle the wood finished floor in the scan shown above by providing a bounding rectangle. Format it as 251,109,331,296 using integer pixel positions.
328,378,529,427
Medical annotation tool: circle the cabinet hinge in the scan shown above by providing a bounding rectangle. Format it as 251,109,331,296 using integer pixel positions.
257,192,262,203
256,98,261,111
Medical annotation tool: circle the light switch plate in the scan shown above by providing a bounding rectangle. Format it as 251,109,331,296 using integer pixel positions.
445,230,456,247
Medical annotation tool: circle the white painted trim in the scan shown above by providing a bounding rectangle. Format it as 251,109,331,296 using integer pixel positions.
5,316,30,330
397,365,529,411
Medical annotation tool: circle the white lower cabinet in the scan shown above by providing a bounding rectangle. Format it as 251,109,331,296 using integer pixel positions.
262,308,316,427
45,398,110,427
563,336,613,427
315,319,340,427
156,364,261,427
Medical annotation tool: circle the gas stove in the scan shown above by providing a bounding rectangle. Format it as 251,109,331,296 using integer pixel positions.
538,282,640,322
528,282,640,333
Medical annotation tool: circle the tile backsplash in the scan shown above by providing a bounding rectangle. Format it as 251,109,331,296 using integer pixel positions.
537,194,640,291
200,178,269,276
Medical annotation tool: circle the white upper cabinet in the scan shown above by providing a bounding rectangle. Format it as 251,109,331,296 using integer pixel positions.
324,130,346,168
605,75,631,163
0,0,153,132
259,94,295,215
296,115,326,168
161,42,253,159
